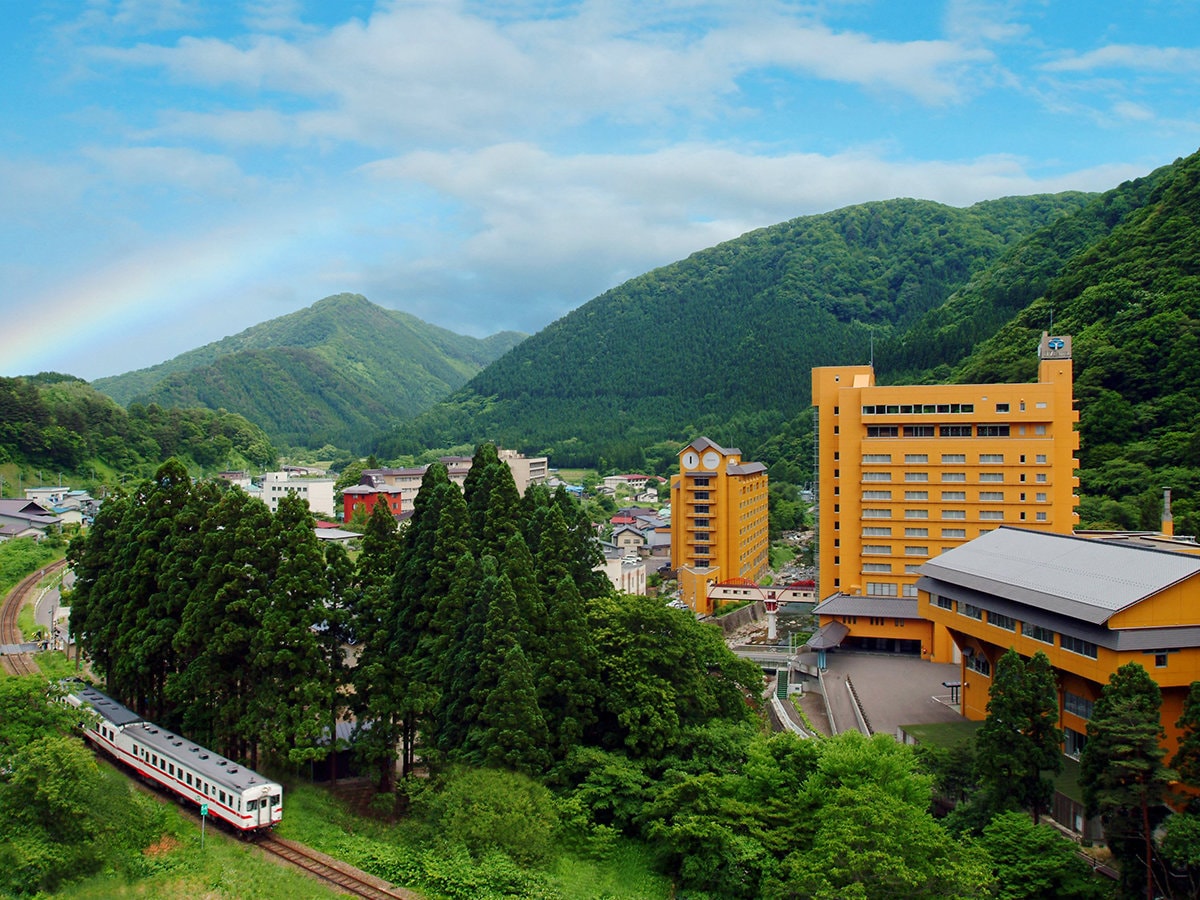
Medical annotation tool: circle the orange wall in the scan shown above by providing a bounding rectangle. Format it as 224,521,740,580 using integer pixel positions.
812,358,1079,604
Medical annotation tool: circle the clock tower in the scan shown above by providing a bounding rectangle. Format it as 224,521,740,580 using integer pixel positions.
669,437,769,614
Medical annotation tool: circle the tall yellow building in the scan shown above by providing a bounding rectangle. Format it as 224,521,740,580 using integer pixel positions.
810,333,1079,661
670,437,769,615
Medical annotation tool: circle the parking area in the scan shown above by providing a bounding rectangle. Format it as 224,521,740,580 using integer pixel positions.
799,650,965,737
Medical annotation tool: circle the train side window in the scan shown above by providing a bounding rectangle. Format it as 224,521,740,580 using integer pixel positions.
247,799,258,811
152,754,158,766
219,791,226,804
186,773,193,786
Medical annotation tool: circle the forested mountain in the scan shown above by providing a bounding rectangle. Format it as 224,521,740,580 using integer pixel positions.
376,193,1094,469
920,151,1200,535
93,293,526,450
377,149,1200,534
0,373,275,479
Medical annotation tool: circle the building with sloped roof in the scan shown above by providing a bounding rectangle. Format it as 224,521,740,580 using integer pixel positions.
918,526,1200,761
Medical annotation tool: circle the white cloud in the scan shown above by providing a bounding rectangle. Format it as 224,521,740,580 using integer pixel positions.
1041,44,1200,74
81,145,251,195
87,3,995,154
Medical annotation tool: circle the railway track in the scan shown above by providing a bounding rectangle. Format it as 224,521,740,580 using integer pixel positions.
0,558,67,677
255,835,420,900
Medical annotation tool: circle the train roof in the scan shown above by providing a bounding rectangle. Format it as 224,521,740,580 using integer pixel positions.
130,722,277,795
68,684,144,727
68,684,278,796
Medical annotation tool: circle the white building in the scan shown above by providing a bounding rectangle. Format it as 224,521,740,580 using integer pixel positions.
261,471,336,517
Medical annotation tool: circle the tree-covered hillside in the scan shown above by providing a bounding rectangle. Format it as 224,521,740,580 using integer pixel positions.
93,293,526,450
0,373,275,487
913,152,1200,534
377,194,1093,467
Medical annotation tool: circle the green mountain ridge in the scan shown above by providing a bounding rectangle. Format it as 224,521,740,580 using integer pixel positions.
93,293,526,449
377,193,1096,466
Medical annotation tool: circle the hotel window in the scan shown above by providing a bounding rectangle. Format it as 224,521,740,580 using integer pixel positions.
863,471,892,481
977,424,1010,437
960,602,984,620
863,490,892,500
1064,692,1094,719
941,453,966,463
980,510,1004,521
965,654,991,677
863,526,892,536
863,454,892,463
863,563,892,573
868,426,899,438
940,425,972,437
903,584,919,598
979,472,1004,482
904,527,928,537
1061,635,1099,659
942,491,966,501
905,546,928,556
694,491,710,499
979,491,1004,501
1022,622,1055,644
905,563,921,573
995,403,1010,413
942,472,966,482
941,528,967,538
905,454,928,463
1035,425,1047,435
1036,492,1047,502
905,472,929,482
866,582,899,596
863,508,892,518
979,453,1004,463
905,509,929,519
694,518,709,527
1036,454,1047,463
863,544,891,555
905,490,928,500
989,611,1016,631
1036,473,1048,483
943,509,966,520
934,594,953,610
1065,729,1087,759
693,532,710,541
903,425,935,437
695,505,710,514
1036,512,1048,522
693,477,711,486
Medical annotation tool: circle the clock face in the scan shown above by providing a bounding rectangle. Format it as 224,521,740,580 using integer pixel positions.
702,451,721,469
682,451,699,469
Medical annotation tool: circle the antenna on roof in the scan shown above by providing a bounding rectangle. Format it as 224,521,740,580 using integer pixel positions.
870,331,875,367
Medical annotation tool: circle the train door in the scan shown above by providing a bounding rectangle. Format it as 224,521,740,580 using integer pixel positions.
250,786,272,828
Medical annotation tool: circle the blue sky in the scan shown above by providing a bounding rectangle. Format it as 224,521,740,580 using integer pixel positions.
2,0,1198,381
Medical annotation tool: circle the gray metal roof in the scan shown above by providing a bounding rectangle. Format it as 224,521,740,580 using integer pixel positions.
130,722,275,795
70,684,144,727
917,527,1200,626
813,593,921,619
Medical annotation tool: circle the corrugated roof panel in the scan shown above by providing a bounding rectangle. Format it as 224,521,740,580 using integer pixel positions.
920,527,1200,622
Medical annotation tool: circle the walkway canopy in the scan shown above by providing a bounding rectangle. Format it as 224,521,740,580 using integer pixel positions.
805,621,849,651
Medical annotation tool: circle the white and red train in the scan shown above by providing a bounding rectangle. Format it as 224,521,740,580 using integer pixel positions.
67,684,282,832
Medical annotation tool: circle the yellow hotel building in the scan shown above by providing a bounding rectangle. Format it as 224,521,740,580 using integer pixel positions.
919,526,1200,770
811,333,1079,662
670,437,769,615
